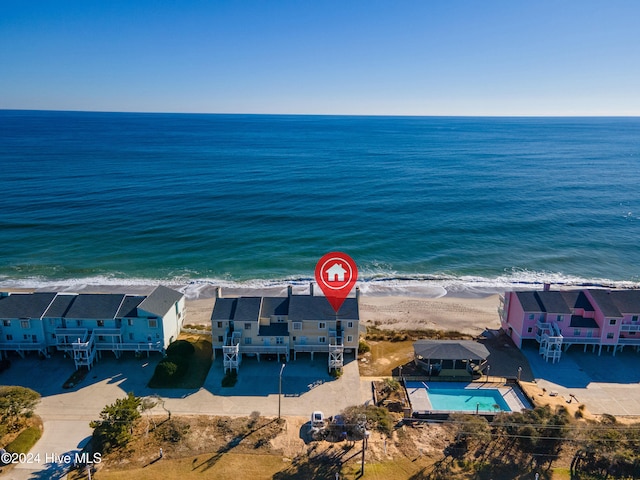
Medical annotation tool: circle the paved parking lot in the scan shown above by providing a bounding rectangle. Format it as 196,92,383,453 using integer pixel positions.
522,345,640,416
0,351,371,479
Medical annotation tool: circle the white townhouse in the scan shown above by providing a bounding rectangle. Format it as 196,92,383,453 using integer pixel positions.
0,286,185,369
211,285,361,373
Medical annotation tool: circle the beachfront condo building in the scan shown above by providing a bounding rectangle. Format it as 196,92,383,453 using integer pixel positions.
500,287,640,363
0,286,185,369
210,285,361,373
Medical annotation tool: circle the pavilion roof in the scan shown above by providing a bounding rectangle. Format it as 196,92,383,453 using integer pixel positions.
413,340,490,361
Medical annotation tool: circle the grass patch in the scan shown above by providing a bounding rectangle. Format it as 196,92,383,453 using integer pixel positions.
5,425,42,454
359,339,415,376
366,326,470,342
148,334,212,389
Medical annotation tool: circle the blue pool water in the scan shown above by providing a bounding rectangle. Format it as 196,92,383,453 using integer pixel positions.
406,382,512,412
427,387,511,412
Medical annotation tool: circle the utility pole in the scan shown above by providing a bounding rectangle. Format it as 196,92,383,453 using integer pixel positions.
278,363,286,420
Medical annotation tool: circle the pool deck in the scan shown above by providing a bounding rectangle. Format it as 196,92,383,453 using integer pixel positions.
406,381,531,414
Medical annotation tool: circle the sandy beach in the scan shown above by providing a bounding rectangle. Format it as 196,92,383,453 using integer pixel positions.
184,293,502,336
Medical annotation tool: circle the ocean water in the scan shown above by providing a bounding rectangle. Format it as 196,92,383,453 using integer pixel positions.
1,111,639,298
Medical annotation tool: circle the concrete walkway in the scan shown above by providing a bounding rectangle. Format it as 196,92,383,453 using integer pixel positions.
0,352,372,479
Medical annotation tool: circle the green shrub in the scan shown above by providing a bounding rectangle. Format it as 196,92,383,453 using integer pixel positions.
90,393,141,453
358,340,371,354
166,339,195,358
149,356,190,387
342,404,395,437
6,426,41,454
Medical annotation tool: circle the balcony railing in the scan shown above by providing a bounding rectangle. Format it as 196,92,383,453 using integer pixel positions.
0,341,47,351
560,337,601,344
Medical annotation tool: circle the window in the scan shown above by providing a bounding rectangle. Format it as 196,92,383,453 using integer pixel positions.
148,319,158,328
244,322,252,330
244,337,252,345
217,321,223,328
528,314,534,320
633,316,639,322
318,322,326,329
292,336,296,342
129,333,134,340
347,321,353,328
609,319,617,326
218,335,223,342
97,320,104,327
2,320,10,327
76,320,83,327
318,336,326,344
6,334,12,341
20,320,30,329
347,335,353,343
607,332,614,339
127,318,134,326
293,322,302,330
573,328,581,336
527,327,533,333
276,337,284,344
556,315,563,322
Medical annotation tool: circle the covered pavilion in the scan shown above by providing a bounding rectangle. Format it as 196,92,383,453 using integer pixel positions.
413,340,490,377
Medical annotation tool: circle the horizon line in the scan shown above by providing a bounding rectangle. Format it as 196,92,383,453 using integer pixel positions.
2,108,639,119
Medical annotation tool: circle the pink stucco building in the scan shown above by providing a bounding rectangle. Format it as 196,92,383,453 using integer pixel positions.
500,287,640,362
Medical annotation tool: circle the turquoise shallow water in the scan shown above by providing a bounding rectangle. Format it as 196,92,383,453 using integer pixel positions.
1,111,639,297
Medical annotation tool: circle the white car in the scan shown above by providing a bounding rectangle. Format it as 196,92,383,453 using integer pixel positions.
311,411,325,429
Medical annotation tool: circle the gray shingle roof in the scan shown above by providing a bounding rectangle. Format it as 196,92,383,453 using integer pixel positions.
137,286,184,317
211,298,237,321
234,297,262,322
117,296,145,318
260,297,289,317
560,291,595,311
413,340,490,361
569,315,599,329
288,296,358,322
43,294,76,318
64,294,127,319
0,292,57,319
515,292,543,312
259,323,289,337
588,290,623,317
609,290,640,314
535,291,572,314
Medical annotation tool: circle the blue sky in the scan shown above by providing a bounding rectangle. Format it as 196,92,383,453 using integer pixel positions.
1,1,638,115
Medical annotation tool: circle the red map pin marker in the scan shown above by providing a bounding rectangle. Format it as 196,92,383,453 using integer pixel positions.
315,252,358,313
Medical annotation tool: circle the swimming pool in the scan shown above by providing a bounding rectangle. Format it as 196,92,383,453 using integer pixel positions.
427,387,510,412
405,382,528,414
